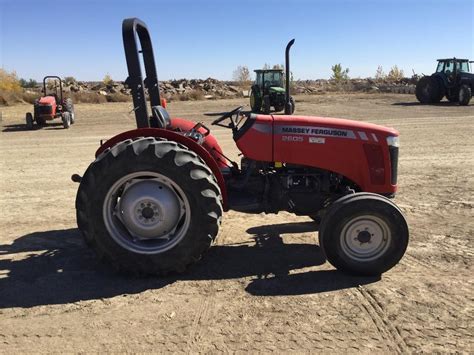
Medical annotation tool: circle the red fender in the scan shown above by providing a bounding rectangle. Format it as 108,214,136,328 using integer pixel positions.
95,127,228,210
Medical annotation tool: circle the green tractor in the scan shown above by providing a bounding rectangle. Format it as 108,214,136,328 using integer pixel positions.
250,39,296,114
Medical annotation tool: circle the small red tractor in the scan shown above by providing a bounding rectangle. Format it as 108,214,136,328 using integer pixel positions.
73,18,409,276
25,76,75,129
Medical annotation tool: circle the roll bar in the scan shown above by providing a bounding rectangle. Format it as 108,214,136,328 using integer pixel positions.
43,76,63,102
284,39,295,115
122,18,161,128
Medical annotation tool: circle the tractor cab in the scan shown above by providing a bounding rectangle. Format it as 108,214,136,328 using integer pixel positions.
435,58,471,74
254,69,285,94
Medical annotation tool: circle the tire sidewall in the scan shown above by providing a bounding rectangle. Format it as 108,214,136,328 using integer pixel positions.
84,143,220,271
321,196,408,275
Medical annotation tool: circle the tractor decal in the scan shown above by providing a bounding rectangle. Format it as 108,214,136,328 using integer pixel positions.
276,125,356,139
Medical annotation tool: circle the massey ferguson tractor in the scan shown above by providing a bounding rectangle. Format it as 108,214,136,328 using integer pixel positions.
74,18,409,277
25,76,75,129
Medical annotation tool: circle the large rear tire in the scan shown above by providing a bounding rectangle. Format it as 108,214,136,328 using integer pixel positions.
76,137,222,275
319,193,409,276
416,76,442,104
250,86,262,112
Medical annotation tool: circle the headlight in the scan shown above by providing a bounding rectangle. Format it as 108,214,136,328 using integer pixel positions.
386,136,399,148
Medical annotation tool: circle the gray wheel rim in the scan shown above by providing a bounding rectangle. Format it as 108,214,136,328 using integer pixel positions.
103,171,191,254
340,215,391,262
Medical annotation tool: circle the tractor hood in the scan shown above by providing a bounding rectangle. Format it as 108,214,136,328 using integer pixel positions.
269,86,285,93
38,96,56,105
272,115,399,137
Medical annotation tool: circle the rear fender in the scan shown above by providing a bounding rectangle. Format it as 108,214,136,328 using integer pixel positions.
95,128,228,210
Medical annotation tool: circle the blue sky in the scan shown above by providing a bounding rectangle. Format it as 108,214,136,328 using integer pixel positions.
1,0,473,81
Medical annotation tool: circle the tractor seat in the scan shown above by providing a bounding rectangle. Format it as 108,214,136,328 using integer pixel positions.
150,105,171,129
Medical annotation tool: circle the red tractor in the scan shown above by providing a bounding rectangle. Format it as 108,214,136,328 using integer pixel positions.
25,76,75,129
74,18,409,276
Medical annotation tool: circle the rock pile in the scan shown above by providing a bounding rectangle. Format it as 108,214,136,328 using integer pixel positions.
29,77,419,103
59,78,244,100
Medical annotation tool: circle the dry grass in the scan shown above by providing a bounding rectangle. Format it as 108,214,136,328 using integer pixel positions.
105,93,130,102
70,92,107,104
170,90,205,102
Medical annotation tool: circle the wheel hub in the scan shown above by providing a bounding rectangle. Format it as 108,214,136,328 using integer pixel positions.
118,179,181,239
357,230,371,244
340,215,391,262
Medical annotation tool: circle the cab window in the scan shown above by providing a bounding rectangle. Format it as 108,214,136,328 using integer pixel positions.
444,61,455,74
456,62,470,73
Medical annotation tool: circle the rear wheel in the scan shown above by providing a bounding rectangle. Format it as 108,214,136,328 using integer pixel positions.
416,76,442,104
62,112,71,129
76,137,222,275
319,193,409,276
250,86,262,112
458,84,472,106
25,112,34,129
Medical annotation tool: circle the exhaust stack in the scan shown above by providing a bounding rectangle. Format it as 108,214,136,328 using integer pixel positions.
284,39,295,115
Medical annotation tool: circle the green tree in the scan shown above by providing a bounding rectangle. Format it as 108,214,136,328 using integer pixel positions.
331,63,350,82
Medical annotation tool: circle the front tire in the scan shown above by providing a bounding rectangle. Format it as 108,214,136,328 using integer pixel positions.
76,137,222,275
62,112,71,129
25,112,34,129
458,84,472,106
65,98,75,124
319,193,409,276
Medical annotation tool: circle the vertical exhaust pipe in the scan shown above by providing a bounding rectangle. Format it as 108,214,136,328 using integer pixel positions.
284,39,295,115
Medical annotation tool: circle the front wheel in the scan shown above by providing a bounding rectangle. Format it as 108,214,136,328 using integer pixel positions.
75,137,222,275
458,84,472,106
25,112,34,129
318,193,409,276
64,98,75,124
62,112,71,129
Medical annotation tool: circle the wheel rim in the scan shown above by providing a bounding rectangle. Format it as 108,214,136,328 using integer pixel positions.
340,215,391,262
103,171,191,254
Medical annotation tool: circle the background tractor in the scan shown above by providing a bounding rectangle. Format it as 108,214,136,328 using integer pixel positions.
416,58,473,105
250,40,296,114
25,76,75,129
74,18,408,277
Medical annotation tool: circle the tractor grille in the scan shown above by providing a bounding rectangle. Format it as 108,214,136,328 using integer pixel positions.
389,146,399,185
36,105,52,116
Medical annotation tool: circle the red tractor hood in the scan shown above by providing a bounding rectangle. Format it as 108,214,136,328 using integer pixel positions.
273,115,399,137
38,96,56,105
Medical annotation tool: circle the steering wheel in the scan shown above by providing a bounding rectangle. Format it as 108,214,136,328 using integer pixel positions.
210,106,244,130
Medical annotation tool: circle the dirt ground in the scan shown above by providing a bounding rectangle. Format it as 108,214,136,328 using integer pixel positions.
0,93,472,353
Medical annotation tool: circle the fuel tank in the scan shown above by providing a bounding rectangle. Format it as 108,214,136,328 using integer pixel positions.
235,114,399,194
